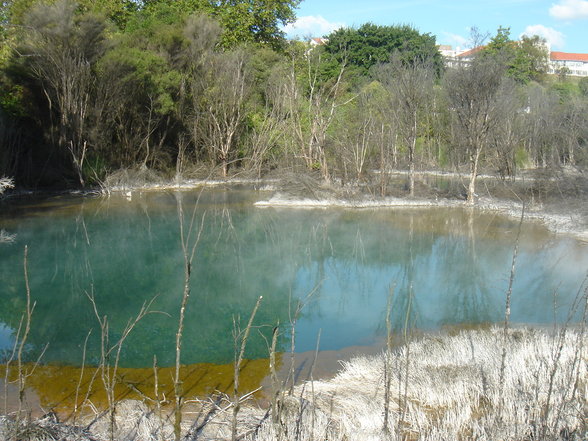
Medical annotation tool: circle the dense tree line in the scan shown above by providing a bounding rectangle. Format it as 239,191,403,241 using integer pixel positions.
0,1,587,199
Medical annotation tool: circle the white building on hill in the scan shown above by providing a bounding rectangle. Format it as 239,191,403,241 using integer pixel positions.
440,45,588,77
440,46,484,68
548,52,588,77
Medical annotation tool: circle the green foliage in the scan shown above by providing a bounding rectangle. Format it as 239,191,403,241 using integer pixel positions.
108,4,187,95
324,23,442,77
578,77,588,97
512,35,549,83
100,47,181,115
246,45,285,102
436,143,450,167
482,27,548,84
515,147,529,168
77,0,138,28
1,0,37,26
139,0,298,49
125,0,194,36
0,82,27,117
550,81,578,103
82,153,109,184
3,0,137,29
212,0,299,49
484,26,512,55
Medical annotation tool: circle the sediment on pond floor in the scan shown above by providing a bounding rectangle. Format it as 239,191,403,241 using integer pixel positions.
1,326,586,441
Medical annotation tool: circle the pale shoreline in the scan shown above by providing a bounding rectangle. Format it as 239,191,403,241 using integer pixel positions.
254,193,588,241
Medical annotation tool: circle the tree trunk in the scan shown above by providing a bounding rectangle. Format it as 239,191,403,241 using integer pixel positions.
467,149,481,204
408,161,415,196
408,111,418,196
221,158,228,178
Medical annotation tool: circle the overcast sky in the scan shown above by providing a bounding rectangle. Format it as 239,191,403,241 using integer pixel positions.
283,0,588,53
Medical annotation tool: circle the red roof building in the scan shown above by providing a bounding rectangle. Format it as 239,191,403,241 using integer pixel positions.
443,47,588,77
548,51,588,76
455,46,484,60
310,37,328,46
550,52,588,62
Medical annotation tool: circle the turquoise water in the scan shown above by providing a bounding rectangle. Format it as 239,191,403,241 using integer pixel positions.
0,188,587,368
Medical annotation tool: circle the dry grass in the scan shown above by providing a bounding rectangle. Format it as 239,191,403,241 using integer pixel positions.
297,327,586,441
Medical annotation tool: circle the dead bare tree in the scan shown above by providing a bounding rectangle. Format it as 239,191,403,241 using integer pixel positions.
282,48,354,182
375,54,435,195
86,290,155,441
560,96,588,166
333,82,388,183
444,55,514,203
197,49,251,177
489,89,524,179
173,190,206,441
520,84,562,169
231,295,262,441
19,0,106,186
244,67,290,177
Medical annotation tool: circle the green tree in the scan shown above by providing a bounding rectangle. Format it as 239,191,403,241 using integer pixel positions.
3,0,137,28
139,0,299,49
324,23,442,77
79,0,138,28
96,45,182,169
483,26,512,56
550,80,577,102
241,47,289,177
92,3,200,173
482,27,548,84
1,0,37,26
331,81,381,182
212,0,299,49
511,35,549,83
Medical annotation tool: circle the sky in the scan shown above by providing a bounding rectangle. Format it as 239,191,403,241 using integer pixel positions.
283,0,588,53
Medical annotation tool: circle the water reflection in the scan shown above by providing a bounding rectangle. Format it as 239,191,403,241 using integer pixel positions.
0,323,14,355
0,190,586,371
